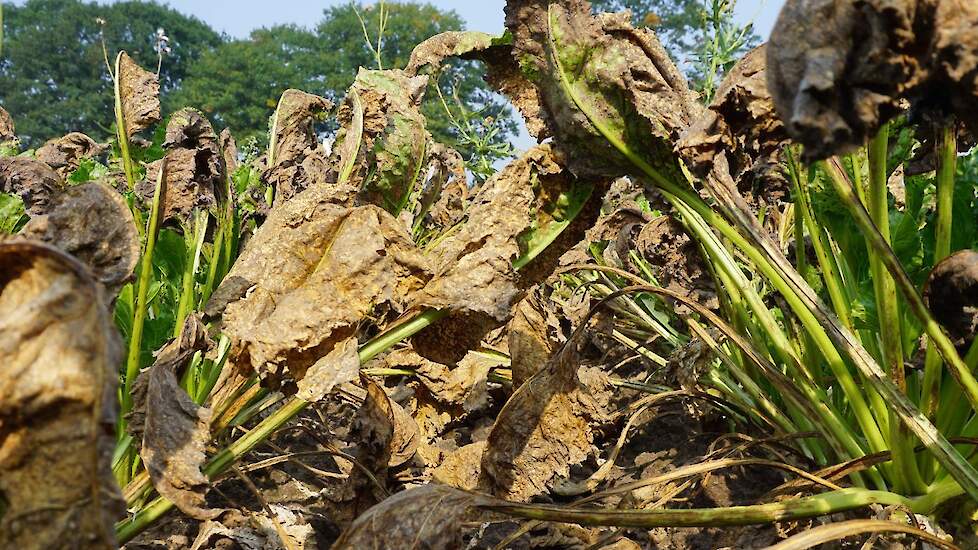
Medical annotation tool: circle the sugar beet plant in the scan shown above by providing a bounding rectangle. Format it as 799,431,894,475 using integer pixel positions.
4,0,978,547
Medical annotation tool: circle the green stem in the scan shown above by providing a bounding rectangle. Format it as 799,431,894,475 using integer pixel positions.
867,126,925,495
124,161,165,410
173,211,208,337
113,52,137,191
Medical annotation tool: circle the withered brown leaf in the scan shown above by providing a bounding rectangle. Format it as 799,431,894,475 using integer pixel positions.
332,484,489,549
141,108,223,223
0,241,124,548
117,51,161,137
130,315,218,520
0,156,65,216
35,132,107,180
0,105,16,143
266,89,333,204
19,183,139,299
479,333,611,501
924,249,978,350
217,190,430,391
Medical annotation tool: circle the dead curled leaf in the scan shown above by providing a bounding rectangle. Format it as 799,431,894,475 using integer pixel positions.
504,0,701,178
141,108,223,223
128,315,218,520
0,156,65,216
924,249,978,350
635,214,718,313
0,105,14,142
35,132,107,180
332,484,490,549
508,286,566,386
117,51,161,137
479,333,612,502
19,182,139,299
678,44,790,206
265,89,333,204
378,347,492,412
767,0,978,160
328,69,431,214
413,142,469,232
215,184,430,392
0,241,124,548
409,145,570,364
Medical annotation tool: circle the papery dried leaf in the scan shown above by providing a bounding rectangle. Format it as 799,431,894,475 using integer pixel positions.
415,142,469,232
141,108,222,223
768,0,978,160
508,286,565,386
381,347,491,411
296,336,360,402
329,69,430,213
19,183,139,298
0,156,64,216
0,241,124,547
136,315,218,520
431,441,486,491
117,51,161,137
505,0,700,178
219,128,239,176
924,249,978,350
266,89,332,204
679,45,790,206
218,190,430,389
35,132,107,180
635,214,717,313
410,145,578,363
479,333,611,501
332,484,489,549
0,106,14,142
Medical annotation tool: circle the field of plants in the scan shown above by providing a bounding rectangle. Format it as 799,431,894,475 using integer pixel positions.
4,0,978,548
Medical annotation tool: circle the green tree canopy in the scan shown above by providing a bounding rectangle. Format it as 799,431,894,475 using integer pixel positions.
0,0,221,145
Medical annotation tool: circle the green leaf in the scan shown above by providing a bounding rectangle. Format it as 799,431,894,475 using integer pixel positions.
0,192,28,234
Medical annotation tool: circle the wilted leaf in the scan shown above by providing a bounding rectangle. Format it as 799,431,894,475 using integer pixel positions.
0,156,64,216
504,0,700,178
0,241,124,547
678,44,790,206
431,441,486,491
413,142,469,233
265,89,333,204
141,108,223,223
768,0,978,160
219,128,239,176
508,286,565,386
19,183,139,298
216,188,430,390
925,249,978,350
295,336,360,402
329,69,431,214
332,484,489,549
410,145,586,363
128,315,218,520
635,214,718,313
117,51,161,137
479,332,611,501
0,106,16,143
35,132,107,180
380,347,492,411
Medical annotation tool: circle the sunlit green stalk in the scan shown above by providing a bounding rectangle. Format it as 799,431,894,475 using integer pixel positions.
124,161,165,411
173,210,208,337
866,126,925,495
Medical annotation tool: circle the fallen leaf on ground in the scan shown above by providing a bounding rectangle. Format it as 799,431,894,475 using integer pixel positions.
0,241,124,547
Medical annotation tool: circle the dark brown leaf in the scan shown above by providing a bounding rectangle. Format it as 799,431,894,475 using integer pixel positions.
265,89,333,204
479,332,611,501
508,286,564,386
924,249,978,350
0,156,64,216
0,241,124,548
332,484,489,549
679,44,790,206
117,51,161,137
133,315,218,520
0,105,16,143
140,108,222,223
35,132,107,180
19,183,139,298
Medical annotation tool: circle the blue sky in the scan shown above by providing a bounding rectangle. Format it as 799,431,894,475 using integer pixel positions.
83,0,785,40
